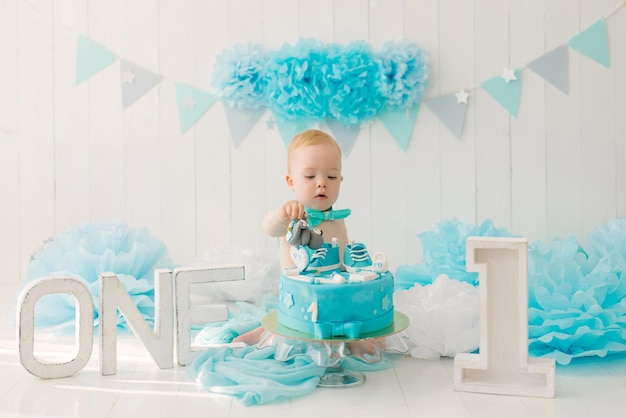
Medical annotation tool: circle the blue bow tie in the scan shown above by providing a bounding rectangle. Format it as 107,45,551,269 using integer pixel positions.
305,207,351,227
313,321,362,339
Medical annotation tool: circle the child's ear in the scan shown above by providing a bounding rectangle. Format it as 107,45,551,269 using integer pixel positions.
285,174,295,190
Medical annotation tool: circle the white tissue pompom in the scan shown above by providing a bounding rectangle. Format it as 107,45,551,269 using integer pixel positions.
394,274,479,360
191,245,280,305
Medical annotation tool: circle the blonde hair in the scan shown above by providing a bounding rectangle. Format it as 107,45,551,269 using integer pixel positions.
287,129,342,172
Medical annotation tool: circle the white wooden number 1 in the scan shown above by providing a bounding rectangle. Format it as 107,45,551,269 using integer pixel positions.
454,237,556,398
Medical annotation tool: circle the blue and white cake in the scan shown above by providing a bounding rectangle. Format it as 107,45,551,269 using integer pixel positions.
279,232,395,339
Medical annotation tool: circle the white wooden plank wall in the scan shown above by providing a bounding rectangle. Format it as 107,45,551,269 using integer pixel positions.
1,0,625,283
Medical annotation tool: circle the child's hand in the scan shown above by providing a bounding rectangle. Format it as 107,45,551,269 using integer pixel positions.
279,200,305,222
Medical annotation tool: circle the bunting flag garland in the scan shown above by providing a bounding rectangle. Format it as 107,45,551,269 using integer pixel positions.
526,46,569,94
481,68,523,117
425,92,468,139
377,106,421,152
75,34,117,85
272,115,315,148
120,60,162,109
70,3,622,146
325,120,361,156
567,19,611,68
174,83,218,134
223,105,266,148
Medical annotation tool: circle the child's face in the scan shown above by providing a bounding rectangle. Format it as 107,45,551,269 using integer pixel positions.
286,143,342,211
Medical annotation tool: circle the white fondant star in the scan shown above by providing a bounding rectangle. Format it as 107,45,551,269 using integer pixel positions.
381,294,391,311
121,68,136,84
283,293,294,309
455,89,469,104
501,68,517,84
184,96,196,110
266,117,276,130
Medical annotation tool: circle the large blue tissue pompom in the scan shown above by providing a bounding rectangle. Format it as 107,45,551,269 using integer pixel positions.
212,43,268,110
23,221,174,331
324,41,384,126
528,220,626,364
264,39,329,121
409,218,513,286
211,39,430,126
377,40,429,109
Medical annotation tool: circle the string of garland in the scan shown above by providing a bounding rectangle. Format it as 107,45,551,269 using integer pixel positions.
211,39,429,126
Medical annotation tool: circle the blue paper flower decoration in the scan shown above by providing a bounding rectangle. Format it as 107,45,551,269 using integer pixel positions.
212,43,268,110
377,40,429,109
324,41,384,126
23,221,174,331
265,39,329,121
411,218,513,285
211,39,430,126
586,218,626,261
528,220,626,364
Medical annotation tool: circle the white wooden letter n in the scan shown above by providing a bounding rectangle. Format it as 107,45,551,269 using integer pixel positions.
99,269,174,376
453,237,556,398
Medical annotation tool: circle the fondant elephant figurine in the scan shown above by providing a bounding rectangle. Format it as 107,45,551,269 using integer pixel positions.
286,219,324,249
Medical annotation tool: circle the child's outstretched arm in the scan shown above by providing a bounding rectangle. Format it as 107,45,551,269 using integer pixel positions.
262,200,305,237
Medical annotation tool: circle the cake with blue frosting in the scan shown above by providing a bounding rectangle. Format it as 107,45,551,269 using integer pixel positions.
278,219,395,339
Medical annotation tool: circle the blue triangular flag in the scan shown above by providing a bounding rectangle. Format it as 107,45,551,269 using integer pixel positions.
481,68,523,117
325,120,361,156
273,114,315,148
223,105,266,147
526,45,569,94
120,60,162,109
426,93,468,139
75,34,117,85
568,19,610,68
174,83,218,133
378,106,420,152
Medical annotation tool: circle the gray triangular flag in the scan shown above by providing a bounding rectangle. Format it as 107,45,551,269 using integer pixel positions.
426,93,468,139
325,119,361,156
526,45,569,94
223,105,266,147
120,60,162,109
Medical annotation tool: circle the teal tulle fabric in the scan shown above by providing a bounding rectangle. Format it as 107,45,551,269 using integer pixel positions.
395,218,626,365
22,221,174,331
188,298,400,405
187,345,325,406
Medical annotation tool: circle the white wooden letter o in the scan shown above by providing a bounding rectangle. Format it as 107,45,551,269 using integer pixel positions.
17,276,94,379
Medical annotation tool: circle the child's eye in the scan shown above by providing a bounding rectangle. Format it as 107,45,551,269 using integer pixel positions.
305,175,315,179
328,176,337,180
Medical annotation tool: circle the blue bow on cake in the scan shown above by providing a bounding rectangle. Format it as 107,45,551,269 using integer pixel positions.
305,207,352,227
314,321,362,339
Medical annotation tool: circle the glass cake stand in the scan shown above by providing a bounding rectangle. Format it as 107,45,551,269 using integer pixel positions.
261,311,409,388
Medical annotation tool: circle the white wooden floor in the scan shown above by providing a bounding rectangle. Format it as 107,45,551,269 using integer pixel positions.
2,282,626,418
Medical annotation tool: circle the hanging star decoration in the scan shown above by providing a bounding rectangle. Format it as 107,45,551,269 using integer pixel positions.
265,117,276,130
183,96,196,110
455,89,469,104
501,68,517,83
121,68,136,84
